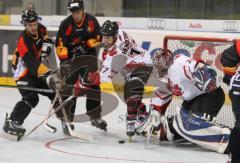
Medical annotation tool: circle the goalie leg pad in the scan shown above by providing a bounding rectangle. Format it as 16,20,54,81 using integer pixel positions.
172,107,230,153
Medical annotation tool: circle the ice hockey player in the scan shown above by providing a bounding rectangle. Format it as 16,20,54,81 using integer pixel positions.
220,40,240,162
149,48,230,153
55,0,107,133
3,10,57,141
100,20,153,139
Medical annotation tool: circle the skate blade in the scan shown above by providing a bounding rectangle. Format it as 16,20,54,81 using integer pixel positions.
128,136,133,143
91,123,107,132
1,132,22,141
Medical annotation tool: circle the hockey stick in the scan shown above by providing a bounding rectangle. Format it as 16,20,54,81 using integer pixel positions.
23,94,76,139
23,61,79,136
1,85,55,93
44,78,93,141
42,89,62,133
56,95,93,142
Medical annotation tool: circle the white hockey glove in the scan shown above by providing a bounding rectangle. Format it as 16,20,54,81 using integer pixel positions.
41,38,53,58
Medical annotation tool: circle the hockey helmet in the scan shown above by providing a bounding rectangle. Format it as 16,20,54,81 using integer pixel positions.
101,20,119,37
68,0,84,12
21,10,38,23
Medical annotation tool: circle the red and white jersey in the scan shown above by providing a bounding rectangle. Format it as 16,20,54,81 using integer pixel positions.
151,54,220,112
167,54,210,101
100,29,152,82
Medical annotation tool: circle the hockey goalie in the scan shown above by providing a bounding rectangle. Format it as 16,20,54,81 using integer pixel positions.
148,48,230,153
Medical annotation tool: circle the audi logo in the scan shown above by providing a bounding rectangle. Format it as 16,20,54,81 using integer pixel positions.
223,21,239,32
147,19,166,30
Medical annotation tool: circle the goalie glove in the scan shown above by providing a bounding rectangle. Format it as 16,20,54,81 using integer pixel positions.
192,63,217,92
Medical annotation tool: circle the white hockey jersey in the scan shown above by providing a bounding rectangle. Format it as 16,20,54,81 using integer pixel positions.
151,54,220,109
100,29,152,82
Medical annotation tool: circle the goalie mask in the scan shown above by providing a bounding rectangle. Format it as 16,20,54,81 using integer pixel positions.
152,48,174,77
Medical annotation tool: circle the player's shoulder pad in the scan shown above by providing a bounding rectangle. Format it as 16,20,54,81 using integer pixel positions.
38,23,47,30
59,15,72,28
17,33,24,43
38,23,47,36
85,12,99,23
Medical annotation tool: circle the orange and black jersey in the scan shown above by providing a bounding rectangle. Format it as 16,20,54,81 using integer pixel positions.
220,40,240,85
55,12,101,62
12,23,49,80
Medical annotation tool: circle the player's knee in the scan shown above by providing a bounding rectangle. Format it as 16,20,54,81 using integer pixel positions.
124,77,144,101
23,95,39,108
10,100,33,124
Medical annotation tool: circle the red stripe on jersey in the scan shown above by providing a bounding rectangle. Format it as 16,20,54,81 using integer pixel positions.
65,25,73,36
109,50,117,56
18,36,29,58
183,66,193,80
236,40,240,57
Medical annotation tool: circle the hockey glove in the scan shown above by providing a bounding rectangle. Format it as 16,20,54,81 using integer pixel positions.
44,70,61,91
88,71,100,85
41,38,53,58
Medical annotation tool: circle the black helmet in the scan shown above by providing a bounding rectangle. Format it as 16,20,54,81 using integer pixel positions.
21,10,38,23
101,20,119,36
68,0,84,12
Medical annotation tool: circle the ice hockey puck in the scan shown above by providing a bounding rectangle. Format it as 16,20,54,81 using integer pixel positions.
118,140,125,144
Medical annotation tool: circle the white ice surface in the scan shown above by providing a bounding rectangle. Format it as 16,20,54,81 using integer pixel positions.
0,88,229,163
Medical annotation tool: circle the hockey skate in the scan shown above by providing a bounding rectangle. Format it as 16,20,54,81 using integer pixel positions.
90,117,107,131
126,115,137,142
3,113,26,141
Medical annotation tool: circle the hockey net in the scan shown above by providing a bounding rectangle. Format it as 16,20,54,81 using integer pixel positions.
163,35,235,129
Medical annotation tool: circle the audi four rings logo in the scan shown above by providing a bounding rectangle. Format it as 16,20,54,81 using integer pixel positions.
147,19,166,29
223,21,239,32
